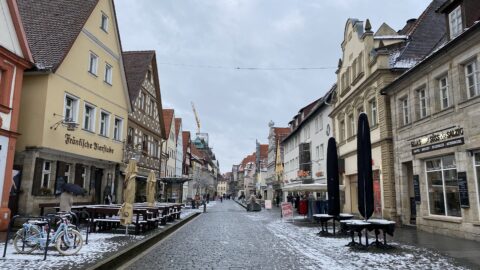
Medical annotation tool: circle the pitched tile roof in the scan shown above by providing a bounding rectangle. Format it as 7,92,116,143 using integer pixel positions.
163,109,174,137
17,0,99,71
259,144,268,160
174,118,182,142
182,131,191,157
191,143,204,161
123,51,155,103
389,0,447,69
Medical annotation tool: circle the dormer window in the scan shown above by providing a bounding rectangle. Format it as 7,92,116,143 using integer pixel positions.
449,5,462,39
101,13,109,32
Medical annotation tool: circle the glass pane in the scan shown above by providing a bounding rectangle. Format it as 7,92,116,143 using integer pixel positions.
442,156,456,169
428,171,443,186
426,159,441,171
428,174,445,216
445,185,461,217
475,153,480,166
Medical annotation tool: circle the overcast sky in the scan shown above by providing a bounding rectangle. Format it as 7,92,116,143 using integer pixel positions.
116,0,431,173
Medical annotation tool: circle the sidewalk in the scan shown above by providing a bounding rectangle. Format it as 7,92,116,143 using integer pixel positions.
261,205,480,269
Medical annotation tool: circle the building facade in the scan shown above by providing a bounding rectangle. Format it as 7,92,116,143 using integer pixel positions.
123,50,165,203
0,0,32,229
265,124,290,202
15,0,131,214
382,0,480,240
330,2,445,219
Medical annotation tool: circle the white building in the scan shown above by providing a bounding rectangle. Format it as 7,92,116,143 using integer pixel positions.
282,87,335,200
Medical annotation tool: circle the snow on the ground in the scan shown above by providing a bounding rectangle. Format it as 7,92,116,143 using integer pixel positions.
247,215,466,270
0,207,199,270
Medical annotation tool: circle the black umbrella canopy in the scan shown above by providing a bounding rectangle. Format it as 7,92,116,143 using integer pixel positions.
327,137,340,216
62,183,86,195
357,112,374,220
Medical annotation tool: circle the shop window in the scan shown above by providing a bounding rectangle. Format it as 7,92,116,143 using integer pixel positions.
426,155,461,217
438,76,450,110
465,60,479,99
42,161,51,188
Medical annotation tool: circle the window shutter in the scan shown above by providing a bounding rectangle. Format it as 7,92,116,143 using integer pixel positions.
89,166,97,193
55,161,67,195
32,158,44,196
75,164,84,186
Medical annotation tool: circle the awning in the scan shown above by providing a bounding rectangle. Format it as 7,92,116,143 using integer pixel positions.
282,183,327,192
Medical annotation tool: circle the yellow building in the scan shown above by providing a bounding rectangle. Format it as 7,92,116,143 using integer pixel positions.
15,0,131,215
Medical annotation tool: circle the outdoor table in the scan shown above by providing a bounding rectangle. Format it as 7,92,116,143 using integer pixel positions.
366,219,396,248
341,219,371,247
313,214,333,236
335,213,354,235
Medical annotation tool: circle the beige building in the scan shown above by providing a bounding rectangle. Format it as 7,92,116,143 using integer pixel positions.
330,0,445,219
15,0,131,214
382,0,480,240
217,179,227,197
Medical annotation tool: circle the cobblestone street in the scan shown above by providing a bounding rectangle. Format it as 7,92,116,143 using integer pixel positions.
123,201,474,270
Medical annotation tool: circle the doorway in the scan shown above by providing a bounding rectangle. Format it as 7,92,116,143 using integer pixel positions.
402,161,415,225
349,175,358,214
94,168,104,204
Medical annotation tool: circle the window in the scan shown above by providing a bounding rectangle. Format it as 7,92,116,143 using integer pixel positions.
448,6,463,39
304,124,310,140
417,88,428,119
88,52,98,75
81,166,88,189
104,64,112,85
358,52,364,73
426,155,460,217
348,113,355,137
153,139,159,158
143,134,148,153
465,61,479,98
64,164,71,183
439,76,449,109
400,97,410,125
64,95,78,122
83,104,95,131
42,161,51,188
352,59,357,79
475,153,480,213
99,111,110,136
369,98,377,127
319,144,324,160
139,92,146,110
101,13,109,32
339,119,345,142
127,127,134,145
315,145,320,160
113,117,123,140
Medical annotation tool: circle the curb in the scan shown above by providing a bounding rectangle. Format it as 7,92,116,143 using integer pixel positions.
87,212,201,270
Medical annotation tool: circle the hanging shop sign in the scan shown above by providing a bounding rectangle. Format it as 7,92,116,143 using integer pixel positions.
411,127,464,154
457,171,469,208
65,133,114,154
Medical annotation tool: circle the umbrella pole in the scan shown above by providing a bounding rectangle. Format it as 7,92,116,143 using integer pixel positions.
125,224,128,235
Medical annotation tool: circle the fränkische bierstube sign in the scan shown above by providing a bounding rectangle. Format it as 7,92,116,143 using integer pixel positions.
65,134,114,154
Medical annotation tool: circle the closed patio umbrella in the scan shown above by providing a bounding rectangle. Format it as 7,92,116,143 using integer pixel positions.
327,137,340,217
357,112,374,220
118,159,137,232
146,170,156,207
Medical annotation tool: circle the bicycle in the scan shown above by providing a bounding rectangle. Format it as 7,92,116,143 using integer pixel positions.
13,213,83,255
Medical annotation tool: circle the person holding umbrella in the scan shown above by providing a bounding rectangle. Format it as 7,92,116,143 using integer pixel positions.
59,182,86,212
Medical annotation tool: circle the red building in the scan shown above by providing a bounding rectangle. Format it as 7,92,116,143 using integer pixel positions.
0,0,32,230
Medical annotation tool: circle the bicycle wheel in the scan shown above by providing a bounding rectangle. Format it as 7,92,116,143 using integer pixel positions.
13,227,40,254
55,229,83,255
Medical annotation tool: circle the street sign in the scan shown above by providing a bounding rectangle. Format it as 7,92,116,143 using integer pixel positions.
281,202,293,222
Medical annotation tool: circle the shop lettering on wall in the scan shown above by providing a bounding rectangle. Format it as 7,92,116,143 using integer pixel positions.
411,127,464,154
64,134,114,154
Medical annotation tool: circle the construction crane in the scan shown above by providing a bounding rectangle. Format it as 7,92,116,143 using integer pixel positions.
191,101,201,134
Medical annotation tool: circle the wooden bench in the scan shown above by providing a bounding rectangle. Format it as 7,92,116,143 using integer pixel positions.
39,202,96,216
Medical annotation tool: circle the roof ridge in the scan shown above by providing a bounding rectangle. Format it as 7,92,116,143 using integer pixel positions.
406,0,438,36
123,50,156,54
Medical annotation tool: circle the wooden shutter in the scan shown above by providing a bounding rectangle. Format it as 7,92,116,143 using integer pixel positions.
31,158,44,195
54,161,67,195
89,166,96,193
74,164,84,187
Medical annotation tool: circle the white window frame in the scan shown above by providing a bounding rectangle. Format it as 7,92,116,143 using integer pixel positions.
348,113,355,137
418,88,428,119
439,76,450,110
369,98,377,127
64,164,71,183
339,119,345,142
104,63,113,85
81,166,88,189
83,103,96,132
315,145,320,160
101,12,109,32
42,161,51,188
425,155,459,217
64,94,79,123
88,52,98,75
465,61,479,99
449,5,463,39
401,97,410,125
319,144,324,160
99,110,110,137
113,117,123,141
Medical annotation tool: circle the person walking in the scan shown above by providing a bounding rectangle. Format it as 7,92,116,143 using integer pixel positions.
59,190,73,212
